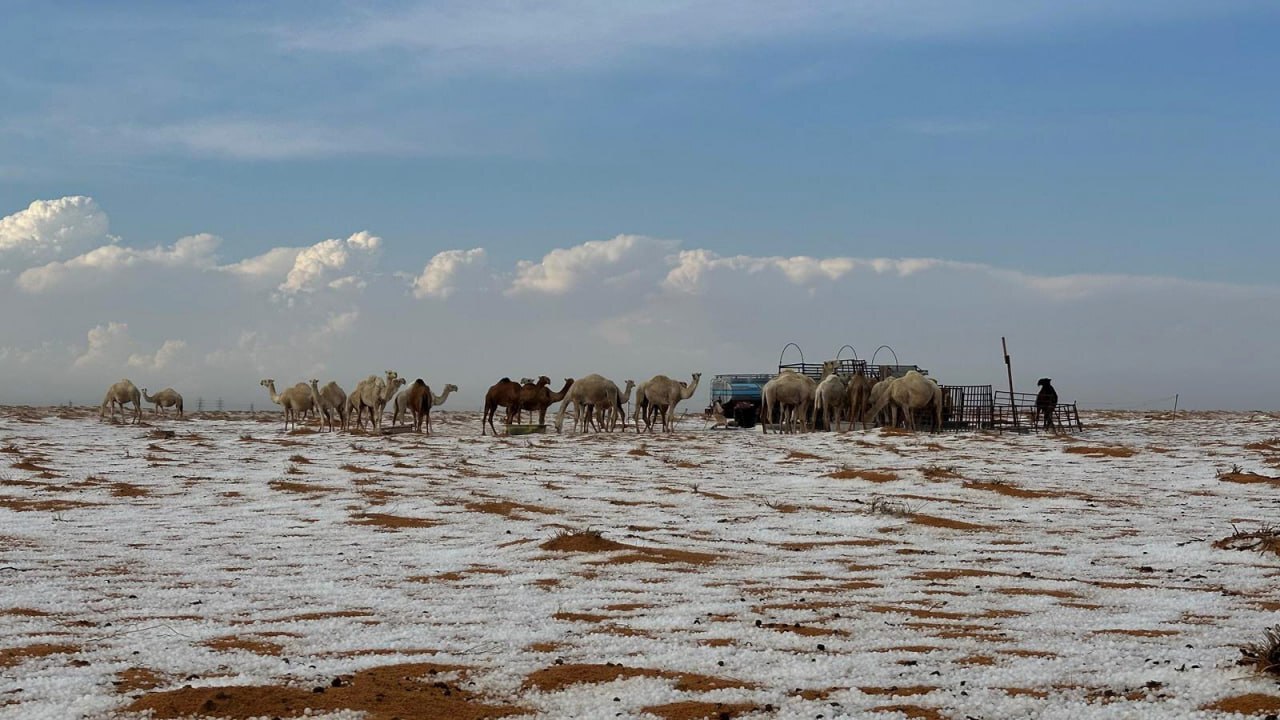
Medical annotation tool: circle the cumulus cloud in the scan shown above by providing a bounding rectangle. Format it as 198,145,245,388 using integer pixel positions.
509,234,675,295
663,251,948,294
129,340,189,370
0,196,109,266
3,195,1280,409
16,234,222,293
278,231,382,295
412,248,488,299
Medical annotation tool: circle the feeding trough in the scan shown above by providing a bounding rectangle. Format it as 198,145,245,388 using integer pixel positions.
506,423,547,436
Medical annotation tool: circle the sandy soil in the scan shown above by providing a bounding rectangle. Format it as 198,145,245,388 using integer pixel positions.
1,407,1279,719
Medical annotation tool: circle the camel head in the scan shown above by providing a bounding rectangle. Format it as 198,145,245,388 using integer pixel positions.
519,377,535,385
1038,378,1053,387
260,379,274,388
444,384,459,393
537,375,551,387
310,378,320,386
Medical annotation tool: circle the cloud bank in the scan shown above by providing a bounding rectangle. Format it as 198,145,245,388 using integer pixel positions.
1,196,1277,410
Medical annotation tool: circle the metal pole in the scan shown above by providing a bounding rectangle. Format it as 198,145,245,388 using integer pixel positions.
1173,394,1179,414
1002,337,1018,429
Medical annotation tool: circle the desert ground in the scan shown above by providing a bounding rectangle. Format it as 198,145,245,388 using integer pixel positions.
1,407,1279,719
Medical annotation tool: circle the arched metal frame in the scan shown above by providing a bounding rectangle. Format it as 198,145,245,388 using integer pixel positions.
777,343,805,370
870,345,900,368
835,344,859,362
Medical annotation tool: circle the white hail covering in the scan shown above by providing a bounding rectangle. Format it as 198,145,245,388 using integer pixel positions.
0,408,1278,719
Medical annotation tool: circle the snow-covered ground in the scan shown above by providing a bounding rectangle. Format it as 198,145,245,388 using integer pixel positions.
2,407,1279,719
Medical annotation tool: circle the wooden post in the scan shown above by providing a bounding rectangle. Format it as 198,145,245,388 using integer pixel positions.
1173,394,1179,414
1002,337,1018,429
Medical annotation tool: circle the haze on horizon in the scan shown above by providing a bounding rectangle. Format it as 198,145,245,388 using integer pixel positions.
2,2,1278,411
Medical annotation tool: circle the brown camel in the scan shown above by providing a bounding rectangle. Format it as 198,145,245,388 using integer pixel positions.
483,377,524,435
517,378,574,427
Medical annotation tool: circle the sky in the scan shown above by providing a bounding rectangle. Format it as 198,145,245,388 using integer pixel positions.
1,1,1278,410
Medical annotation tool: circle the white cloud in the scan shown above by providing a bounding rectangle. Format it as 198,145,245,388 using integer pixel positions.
16,234,221,293
509,234,674,295
278,231,382,295
412,248,488,299
129,340,189,370
74,322,131,368
141,119,415,161
221,246,303,282
4,196,1280,409
0,196,109,266
284,1,1252,75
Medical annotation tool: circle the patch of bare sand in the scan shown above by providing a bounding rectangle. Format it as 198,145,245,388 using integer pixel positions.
114,668,168,694
465,500,557,518
859,686,936,697
1064,446,1137,458
1203,694,1280,715
0,643,79,669
1220,471,1280,487
825,468,899,482
868,704,945,719
351,513,438,530
0,496,94,512
641,701,761,719
123,662,525,720
204,635,296,655
522,663,751,693
908,513,995,532
540,530,718,565
961,480,1057,498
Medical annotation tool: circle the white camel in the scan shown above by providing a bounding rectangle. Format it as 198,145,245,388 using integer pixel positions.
868,371,942,432
392,382,457,428
260,379,315,431
308,379,348,432
100,379,142,424
141,387,184,418
642,373,701,432
813,374,848,431
761,371,816,434
555,374,620,433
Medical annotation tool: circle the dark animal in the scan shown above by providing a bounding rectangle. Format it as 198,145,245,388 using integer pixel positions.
404,379,435,434
1035,378,1058,431
482,377,523,435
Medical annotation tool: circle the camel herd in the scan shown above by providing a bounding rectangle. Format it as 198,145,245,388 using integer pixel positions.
95,371,705,436
97,364,950,435
482,373,702,436
256,372,457,433
757,362,944,433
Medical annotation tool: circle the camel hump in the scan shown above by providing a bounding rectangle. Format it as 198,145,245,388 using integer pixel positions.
500,377,511,383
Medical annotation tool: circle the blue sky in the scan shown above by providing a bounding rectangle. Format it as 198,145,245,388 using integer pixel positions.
2,2,1279,408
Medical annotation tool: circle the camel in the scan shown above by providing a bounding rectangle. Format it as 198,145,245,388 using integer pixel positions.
393,382,457,428
141,387,184,418
100,379,142,424
642,373,701,432
864,375,897,427
1035,378,1059,431
482,378,523,435
308,379,348,432
349,371,402,432
510,376,551,425
260,379,315,431
609,379,636,431
632,379,651,433
813,374,848,431
555,374,621,433
868,371,942,432
518,378,574,427
761,371,816,434
844,374,875,430
705,400,730,430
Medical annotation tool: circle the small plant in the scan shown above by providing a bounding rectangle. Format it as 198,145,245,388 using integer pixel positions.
1220,463,1244,478
865,495,914,517
1238,625,1280,677
1215,524,1280,558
